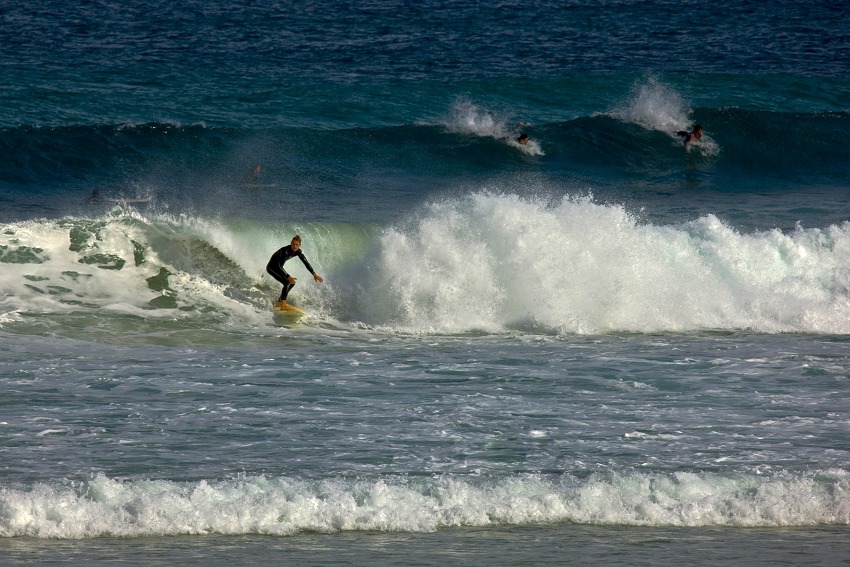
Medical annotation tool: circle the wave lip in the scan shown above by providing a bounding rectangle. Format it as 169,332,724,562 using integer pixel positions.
1,470,848,538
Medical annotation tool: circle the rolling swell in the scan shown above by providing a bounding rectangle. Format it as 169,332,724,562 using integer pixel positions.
2,105,849,242
544,109,850,182
0,123,237,187
698,108,850,181
3,109,849,192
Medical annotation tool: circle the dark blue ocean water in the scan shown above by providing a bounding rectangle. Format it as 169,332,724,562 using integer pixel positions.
1,1,850,565
3,1,850,229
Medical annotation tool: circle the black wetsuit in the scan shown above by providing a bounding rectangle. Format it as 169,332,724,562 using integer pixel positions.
266,245,316,301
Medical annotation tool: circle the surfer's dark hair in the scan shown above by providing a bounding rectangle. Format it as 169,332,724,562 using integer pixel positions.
292,235,302,243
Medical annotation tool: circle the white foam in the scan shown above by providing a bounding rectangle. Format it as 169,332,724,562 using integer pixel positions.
0,213,275,332
326,192,850,334
0,216,153,317
0,470,847,538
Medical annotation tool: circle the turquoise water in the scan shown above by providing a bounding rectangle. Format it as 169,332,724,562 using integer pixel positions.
1,1,849,564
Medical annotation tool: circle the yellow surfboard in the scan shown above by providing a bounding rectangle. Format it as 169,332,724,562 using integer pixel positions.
272,300,307,324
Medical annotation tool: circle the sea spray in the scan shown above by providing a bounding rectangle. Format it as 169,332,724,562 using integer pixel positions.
444,98,544,156
608,77,720,155
609,77,693,133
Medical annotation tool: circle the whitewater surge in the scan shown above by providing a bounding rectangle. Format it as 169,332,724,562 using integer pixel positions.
2,470,848,538
3,193,850,336
336,192,850,335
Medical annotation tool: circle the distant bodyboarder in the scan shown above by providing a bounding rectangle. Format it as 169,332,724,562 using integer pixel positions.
245,164,261,183
266,235,323,308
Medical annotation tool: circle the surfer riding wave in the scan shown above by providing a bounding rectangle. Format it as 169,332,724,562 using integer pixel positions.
266,235,323,308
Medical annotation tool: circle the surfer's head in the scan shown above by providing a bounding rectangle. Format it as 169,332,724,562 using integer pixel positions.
693,125,702,138
517,133,529,145
291,235,301,251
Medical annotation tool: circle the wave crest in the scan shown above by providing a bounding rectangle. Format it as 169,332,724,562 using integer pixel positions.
2,470,848,538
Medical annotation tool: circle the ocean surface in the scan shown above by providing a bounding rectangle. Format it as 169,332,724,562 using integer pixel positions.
2,1,850,565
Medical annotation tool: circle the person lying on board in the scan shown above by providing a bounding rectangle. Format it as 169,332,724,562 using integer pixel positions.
266,235,323,308
677,124,703,147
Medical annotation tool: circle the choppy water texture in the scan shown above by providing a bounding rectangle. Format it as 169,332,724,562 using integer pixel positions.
1,0,850,565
